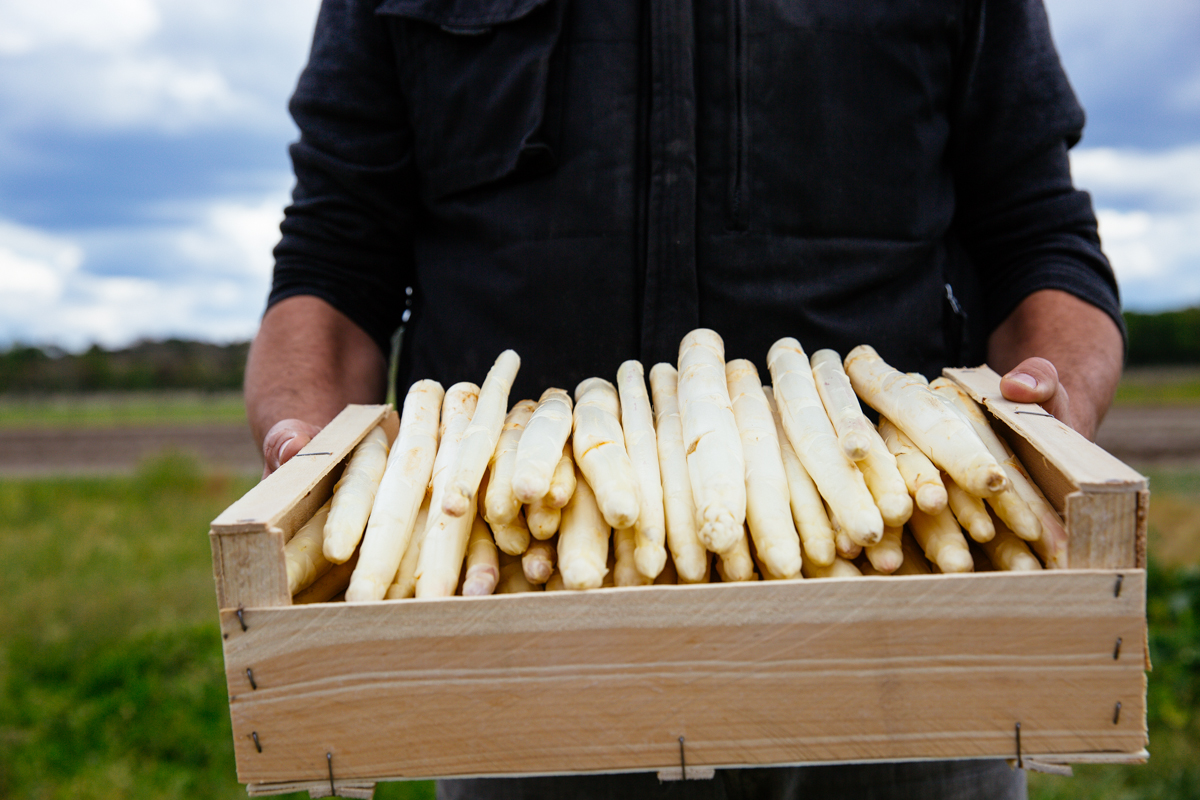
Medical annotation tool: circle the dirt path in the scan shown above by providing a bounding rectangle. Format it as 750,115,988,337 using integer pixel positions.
0,424,262,476
0,405,1196,477
1094,406,1200,468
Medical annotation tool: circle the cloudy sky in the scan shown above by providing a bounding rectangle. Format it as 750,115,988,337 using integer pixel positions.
1,0,1198,350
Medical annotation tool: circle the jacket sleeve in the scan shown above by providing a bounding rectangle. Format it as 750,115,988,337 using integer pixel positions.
268,0,416,356
950,0,1124,341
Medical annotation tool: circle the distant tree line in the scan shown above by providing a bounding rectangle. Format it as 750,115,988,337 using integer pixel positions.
0,339,250,393
0,307,1196,393
1124,307,1200,366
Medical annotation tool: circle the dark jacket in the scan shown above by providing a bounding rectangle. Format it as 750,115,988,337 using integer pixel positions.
270,0,1121,399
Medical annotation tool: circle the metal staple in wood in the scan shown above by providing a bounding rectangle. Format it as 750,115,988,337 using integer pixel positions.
1113,638,1122,660
1015,722,1023,769
237,605,248,632
327,752,335,796
1114,575,1124,598
678,736,687,780
246,668,257,690
251,732,261,753
1113,702,1122,725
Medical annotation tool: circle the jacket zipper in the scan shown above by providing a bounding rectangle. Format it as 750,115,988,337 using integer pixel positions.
728,0,748,230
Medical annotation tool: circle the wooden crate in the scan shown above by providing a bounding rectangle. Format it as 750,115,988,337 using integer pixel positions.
210,367,1149,798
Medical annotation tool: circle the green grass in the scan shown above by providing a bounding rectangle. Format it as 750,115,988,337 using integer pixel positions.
0,392,246,429
1113,367,1200,406
0,454,1195,798
0,454,431,800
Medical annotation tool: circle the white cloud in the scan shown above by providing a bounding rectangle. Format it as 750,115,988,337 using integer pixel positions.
1071,146,1200,310
0,188,287,349
0,0,159,56
0,0,320,133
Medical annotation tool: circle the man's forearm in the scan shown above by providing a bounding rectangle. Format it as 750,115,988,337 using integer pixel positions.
245,295,389,448
986,289,1124,440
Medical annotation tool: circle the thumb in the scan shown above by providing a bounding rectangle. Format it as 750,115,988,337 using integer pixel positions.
999,357,1071,427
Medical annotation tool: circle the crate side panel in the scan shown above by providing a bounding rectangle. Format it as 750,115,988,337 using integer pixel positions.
1065,491,1140,569
212,529,289,610
220,572,1146,782
212,404,388,534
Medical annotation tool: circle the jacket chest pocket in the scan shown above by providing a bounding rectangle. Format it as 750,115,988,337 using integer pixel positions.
378,0,568,201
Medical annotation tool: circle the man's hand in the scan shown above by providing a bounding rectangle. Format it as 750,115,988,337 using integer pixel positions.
987,289,1123,441
245,295,389,478
261,418,324,479
999,357,1072,432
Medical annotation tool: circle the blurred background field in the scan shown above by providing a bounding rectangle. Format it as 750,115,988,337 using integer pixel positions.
0,337,1197,799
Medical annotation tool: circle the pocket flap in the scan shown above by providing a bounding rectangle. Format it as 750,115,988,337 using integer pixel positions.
376,0,552,29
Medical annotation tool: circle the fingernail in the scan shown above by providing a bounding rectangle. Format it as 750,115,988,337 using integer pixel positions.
1006,372,1038,390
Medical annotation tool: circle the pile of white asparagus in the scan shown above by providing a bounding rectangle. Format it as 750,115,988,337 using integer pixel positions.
284,329,1070,603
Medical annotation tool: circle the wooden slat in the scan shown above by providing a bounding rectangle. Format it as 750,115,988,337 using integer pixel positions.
212,405,390,534
943,367,1146,494
1065,491,1141,569
211,527,289,609
220,571,1146,783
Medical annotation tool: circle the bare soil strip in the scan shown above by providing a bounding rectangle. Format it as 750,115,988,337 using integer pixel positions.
1095,406,1200,468
0,423,261,476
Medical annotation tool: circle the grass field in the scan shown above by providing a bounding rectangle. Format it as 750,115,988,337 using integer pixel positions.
0,392,246,429
0,454,1196,798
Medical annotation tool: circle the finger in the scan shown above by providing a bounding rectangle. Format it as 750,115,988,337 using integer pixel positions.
261,420,320,478
999,358,1071,426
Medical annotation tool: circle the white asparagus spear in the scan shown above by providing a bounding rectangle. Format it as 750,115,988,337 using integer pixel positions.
345,380,444,601
521,536,557,585
927,378,1044,543
461,515,500,596
484,399,537,525
944,474,996,543
895,532,934,575
878,416,948,514
512,388,574,503
557,468,611,590
811,348,875,461
616,360,668,579
572,377,641,529
764,388,837,567
613,527,653,586
767,338,883,546
285,499,333,595
864,524,904,574
858,424,914,528
830,510,863,560
293,551,358,604
385,493,431,599
443,349,521,516
410,383,479,598
496,552,541,593
979,512,1043,571
726,360,803,579
648,363,710,583
489,509,531,556
844,345,1007,497
676,328,746,554
415,504,478,598
525,498,561,540
716,526,757,582
907,506,974,573
802,556,862,579
545,443,577,508
323,425,391,563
